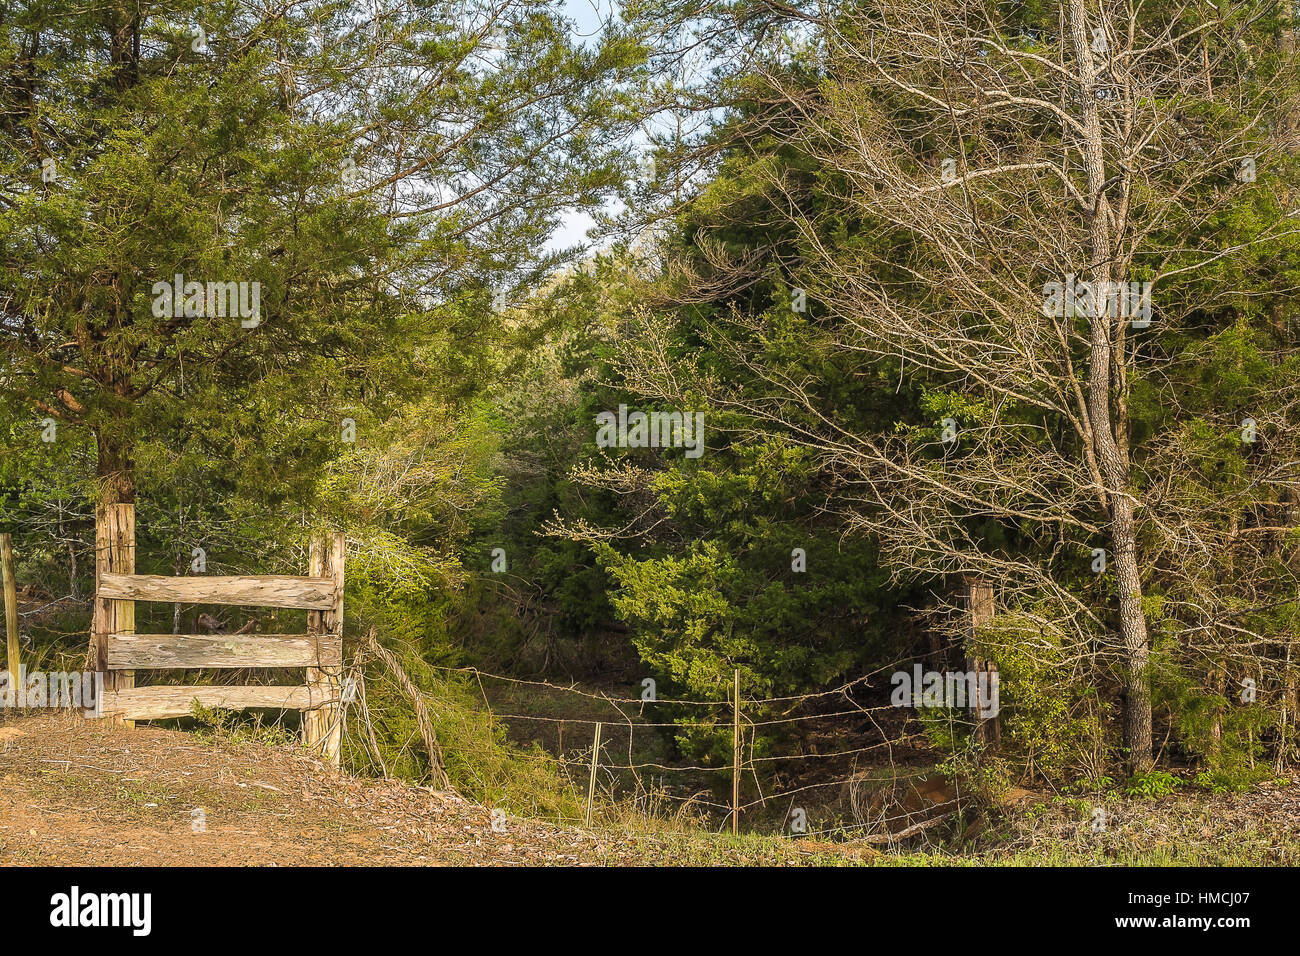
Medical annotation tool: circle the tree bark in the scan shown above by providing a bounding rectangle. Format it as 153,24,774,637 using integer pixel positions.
1110,498,1154,771
1066,0,1153,772
95,429,135,507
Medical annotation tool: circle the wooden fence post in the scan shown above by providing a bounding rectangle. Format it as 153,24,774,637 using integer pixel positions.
2,534,19,691
964,577,999,750
304,533,344,765
95,504,135,726
585,720,602,827
732,667,741,835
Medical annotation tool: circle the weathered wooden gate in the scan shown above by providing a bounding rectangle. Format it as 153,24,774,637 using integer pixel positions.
91,503,344,764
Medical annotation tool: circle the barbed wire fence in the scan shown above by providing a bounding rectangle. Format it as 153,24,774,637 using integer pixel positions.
5,534,986,844
343,639,986,843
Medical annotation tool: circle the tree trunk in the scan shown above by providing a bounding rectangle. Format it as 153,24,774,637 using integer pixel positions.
1110,498,1154,771
95,430,135,507
1066,0,1153,772
1209,662,1225,760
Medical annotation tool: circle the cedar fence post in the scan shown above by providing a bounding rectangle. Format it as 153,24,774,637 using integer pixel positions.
964,577,1000,750
304,533,344,765
732,667,741,835
94,504,135,726
585,720,602,827
2,534,19,692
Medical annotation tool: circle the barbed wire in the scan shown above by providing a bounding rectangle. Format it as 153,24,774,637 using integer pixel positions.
422,652,934,709
348,635,986,835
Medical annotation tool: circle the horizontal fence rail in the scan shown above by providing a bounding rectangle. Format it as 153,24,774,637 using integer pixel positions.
97,573,337,610
106,633,341,669
100,684,322,720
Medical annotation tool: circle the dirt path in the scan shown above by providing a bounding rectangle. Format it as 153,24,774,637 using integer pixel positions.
10,713,1295,866
0,714,660,866
0,714,866,866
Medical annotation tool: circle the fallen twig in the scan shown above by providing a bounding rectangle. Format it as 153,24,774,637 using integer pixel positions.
363,627,450,790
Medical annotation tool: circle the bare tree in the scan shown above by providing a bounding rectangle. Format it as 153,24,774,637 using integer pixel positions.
618,0,1300,771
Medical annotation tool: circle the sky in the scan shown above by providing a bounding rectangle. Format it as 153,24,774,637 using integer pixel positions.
546,0,626,253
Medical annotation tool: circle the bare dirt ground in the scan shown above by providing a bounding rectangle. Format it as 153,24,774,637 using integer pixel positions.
0,713,861,866
6,712,1299,866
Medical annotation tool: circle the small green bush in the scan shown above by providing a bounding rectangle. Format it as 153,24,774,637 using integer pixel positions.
1123,770,1183,798
972,612,1109,788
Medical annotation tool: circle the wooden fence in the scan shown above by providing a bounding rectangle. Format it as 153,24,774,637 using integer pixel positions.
91,503,344,764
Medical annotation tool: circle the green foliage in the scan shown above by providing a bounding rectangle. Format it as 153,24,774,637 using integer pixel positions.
974,613,1109,788
344,629,582,819
1194,767,1272,795
188,704,297,748
5,0,1300,837
1152,660,1274,787
0,0,643,820
1123,771,1183,799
